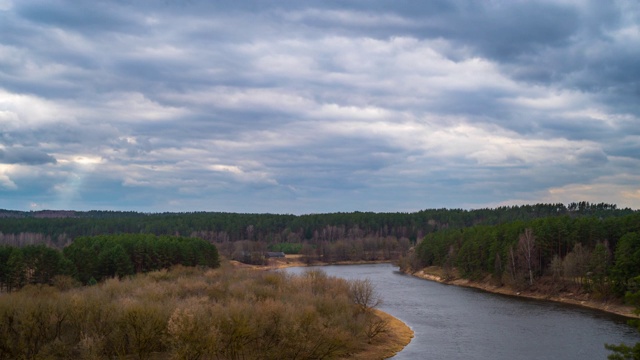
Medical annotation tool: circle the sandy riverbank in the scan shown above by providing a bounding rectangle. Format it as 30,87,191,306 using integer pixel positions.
412,266,638,319
344,309,414,360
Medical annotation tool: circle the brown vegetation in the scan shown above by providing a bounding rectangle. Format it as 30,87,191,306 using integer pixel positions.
0,263,411,359
345,309,414,360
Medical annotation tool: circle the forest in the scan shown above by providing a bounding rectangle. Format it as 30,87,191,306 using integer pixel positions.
0,202,631,245
0,202,633,266
0,202,638,294
407,211,640,298
0,234,220,291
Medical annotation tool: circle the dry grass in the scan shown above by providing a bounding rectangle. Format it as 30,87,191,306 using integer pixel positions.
244,255,415,359
0,264,414,359
345,309,414,360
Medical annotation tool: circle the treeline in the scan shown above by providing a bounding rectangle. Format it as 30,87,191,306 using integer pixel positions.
0,202,633,250
0,234,220,291
0,202,634,267
0,245,75,292
0,266,387,360
219,237,413,265
409,212,640,297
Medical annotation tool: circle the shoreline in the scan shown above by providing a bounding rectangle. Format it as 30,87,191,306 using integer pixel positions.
233,257,637,319
343,309,414,360
410,266,638,319
229,256,393,270
229,256,414,359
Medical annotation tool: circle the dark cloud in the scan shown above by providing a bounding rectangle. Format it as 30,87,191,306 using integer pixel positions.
15,1,139,34
463,2,580,59
0,147,56,165
0,0,638,212
605,139,640,160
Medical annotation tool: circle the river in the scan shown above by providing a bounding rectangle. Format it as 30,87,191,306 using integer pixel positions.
284,263,640,359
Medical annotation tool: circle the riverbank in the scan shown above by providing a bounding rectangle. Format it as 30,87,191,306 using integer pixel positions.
229,254,393,270
233,256,637,319
229,255,414,359
344,309,414,360
411,266,638,319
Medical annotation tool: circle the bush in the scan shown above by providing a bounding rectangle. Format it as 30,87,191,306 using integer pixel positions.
0,266,383,359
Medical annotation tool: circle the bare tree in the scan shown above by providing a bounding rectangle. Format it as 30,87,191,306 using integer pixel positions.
349,279,382,314
493,252,503,284
549,254,563,281
518,228,537,285
362,312,389,343
563,243,591,286
508,246,518,283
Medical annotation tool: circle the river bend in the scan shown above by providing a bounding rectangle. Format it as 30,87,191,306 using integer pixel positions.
284,263,640,359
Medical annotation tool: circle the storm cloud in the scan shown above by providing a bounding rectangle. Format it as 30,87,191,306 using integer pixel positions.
0,0,638,212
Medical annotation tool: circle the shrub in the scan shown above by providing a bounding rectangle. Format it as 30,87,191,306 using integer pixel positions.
0,266,380,359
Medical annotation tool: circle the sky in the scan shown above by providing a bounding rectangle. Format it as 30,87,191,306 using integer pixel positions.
0,0,639,214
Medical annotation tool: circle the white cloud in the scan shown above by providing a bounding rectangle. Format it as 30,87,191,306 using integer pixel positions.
283,9,415,27
313,104,392,121
543,175,640,209
0,165,18,190
0,89,77,128
1,0,638,212
82,92,188,122
503,90,587,110
169,87,314,114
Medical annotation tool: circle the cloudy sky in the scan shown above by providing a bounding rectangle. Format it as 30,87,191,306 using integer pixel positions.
1,0,639,214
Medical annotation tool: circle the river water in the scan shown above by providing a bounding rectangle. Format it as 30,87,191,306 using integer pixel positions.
284,263,640,360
